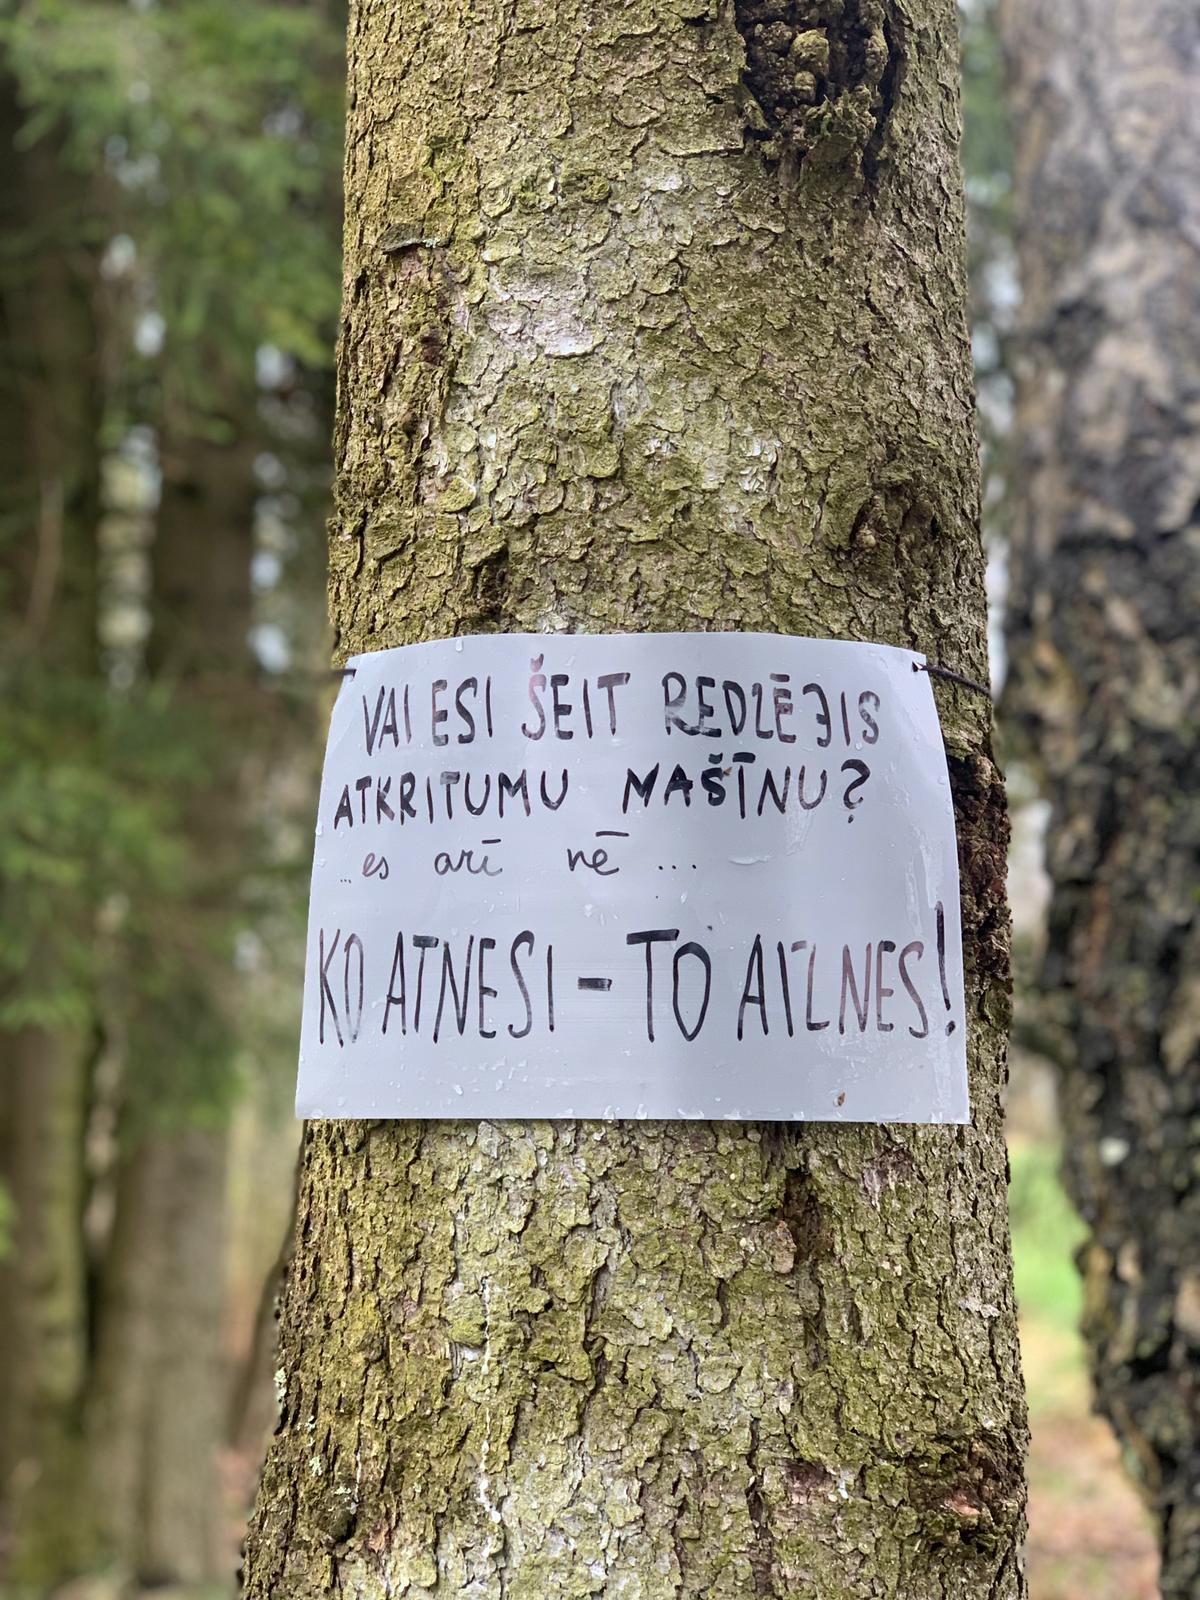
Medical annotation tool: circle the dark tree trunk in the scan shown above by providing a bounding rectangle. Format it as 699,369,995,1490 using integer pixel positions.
1001,0,1200,1592
0,76,103,1589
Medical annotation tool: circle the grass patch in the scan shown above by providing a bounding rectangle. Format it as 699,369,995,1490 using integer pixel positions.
1008,1138,1088,1415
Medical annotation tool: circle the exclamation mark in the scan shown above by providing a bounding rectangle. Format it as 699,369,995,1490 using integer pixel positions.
936,901,956,1035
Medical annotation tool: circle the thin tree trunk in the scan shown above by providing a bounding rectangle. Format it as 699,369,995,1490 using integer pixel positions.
85,1129,231,1586
85,431,257,1588
226,1126,303,1461
246,2,1027,1594
0,77,103,1587
0,1029,94,1584
1000,1,1200,1592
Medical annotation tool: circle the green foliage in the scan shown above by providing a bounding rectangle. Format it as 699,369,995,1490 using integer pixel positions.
0,671,179,1023
0,664,241,1120
1,0,344,402
961,0,1012,244
1008,1138,1088,1417
959,0,1014,543
1009,1140,1086,1334
0,0,342,1126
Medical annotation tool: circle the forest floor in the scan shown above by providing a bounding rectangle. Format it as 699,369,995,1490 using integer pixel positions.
1010,1138,1159,1600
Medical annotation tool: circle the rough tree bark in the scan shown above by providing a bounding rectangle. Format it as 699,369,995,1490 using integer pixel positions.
1000,1,1200,1592
245,2,1027,1595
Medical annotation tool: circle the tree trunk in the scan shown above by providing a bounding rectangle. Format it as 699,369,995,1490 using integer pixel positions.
1000,1,1200,1592
0,77,102,1588
0,1029,94,1586
245,2,1027,1595
85,1129,231,1587
84,430,258,1588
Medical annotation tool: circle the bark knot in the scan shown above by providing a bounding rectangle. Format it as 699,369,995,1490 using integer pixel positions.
732,0,903,174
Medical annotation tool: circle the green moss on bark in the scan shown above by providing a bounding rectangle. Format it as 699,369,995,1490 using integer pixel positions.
244,0,1027,1593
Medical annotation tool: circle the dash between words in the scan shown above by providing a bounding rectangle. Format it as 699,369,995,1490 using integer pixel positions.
315,919,953,1049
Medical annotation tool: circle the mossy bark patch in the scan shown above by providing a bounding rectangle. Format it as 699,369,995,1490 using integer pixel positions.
243,0,1027,1592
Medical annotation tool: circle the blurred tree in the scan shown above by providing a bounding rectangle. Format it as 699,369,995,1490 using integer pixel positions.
960,0,1014,550
1,0,342,408
0,72,103,1585
0,0,344,1588
246,2,1027,1596
83,427,258,1588
1001,0,1200,1592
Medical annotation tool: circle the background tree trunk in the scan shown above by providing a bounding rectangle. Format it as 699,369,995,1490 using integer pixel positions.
84,429,259,1588
85,1129,231,1586
0,77,103,1588
245,1,1027,1595
1000,1,1200,1592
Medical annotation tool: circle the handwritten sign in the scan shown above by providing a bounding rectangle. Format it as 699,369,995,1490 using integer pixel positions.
296,633,968,1122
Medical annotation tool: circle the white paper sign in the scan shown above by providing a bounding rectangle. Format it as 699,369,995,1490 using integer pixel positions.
296,633,968,1123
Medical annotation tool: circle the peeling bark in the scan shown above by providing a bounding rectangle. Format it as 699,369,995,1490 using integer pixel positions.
244,0,1027,1594
1001,1,1200,1592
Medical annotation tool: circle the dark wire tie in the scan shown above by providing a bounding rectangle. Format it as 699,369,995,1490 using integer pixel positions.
913,660,993,701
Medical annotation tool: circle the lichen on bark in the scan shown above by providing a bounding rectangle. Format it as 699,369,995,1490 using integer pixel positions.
244,0,1027,1593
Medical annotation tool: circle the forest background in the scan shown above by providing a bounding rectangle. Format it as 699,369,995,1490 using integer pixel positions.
0,2,1162,1596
